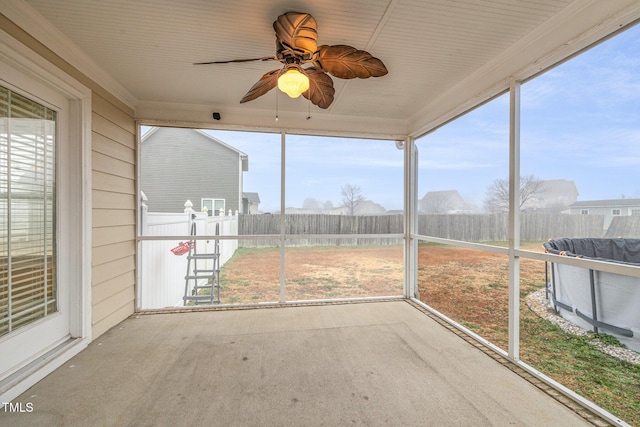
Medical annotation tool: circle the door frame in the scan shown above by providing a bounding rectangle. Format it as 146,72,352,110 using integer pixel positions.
0,28,92,401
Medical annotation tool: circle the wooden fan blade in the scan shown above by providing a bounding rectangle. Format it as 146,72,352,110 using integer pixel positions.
317,45,388,79
302,67,335,109
194,56,277,65
240,69,281,104
273,12,318,59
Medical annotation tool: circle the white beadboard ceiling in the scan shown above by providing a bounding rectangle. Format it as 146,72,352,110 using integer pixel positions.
16,0,640,137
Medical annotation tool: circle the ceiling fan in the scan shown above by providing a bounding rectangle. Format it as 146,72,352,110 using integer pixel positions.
195,11,388,109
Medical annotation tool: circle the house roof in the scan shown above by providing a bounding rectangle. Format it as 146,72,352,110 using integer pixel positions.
570,198,640,208
9,1,640,138
243,192,260,204
420,190,464,202
539,179,579,197
420,190,479,212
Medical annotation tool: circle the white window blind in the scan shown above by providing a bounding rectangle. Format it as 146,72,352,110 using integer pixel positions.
0,85,57,337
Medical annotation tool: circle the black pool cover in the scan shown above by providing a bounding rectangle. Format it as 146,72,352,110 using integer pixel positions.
543,238,640,266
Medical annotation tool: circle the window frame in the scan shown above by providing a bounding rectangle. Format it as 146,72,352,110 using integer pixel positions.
201,198,225,216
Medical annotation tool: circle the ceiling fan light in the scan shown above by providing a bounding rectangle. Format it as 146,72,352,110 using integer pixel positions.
277,69,309,98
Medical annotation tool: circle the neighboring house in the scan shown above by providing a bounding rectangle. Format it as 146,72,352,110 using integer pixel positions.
569,198,640,229
527,179,579,213
419,190,477,214
285,207,323,214
243,192,261,214
355,200,387,215
287,200,387,215
140,127,249,214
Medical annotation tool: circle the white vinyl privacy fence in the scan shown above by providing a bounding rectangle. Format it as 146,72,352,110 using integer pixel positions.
139,209,238,309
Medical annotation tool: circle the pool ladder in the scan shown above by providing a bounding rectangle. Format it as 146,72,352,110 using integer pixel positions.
182,222,221,305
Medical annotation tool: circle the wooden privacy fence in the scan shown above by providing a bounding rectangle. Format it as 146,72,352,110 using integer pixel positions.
605,216,640,238
238,214,405,247
238,213,607,247
418,213,605,242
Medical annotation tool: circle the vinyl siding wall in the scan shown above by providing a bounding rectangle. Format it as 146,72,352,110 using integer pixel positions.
91,95,136,338
140,127,241,213
1,13,137,339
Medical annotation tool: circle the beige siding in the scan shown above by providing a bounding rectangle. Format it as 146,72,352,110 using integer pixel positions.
92,256,136,292
93,132,135,164
91,93,136,339
93,190,136,210
92,297,136,339
93,152,135,179
92,271,136,306
93,171,136,194
92,240,136,266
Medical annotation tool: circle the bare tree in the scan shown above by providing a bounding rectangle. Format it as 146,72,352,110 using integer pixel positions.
341,184,365,215
302,197,322,210
484,175,543,213
420,192,453,214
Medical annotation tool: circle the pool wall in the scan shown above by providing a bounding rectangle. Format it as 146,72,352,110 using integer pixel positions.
544,238,640,352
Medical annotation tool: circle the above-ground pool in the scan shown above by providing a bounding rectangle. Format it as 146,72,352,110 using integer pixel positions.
543,238,640,352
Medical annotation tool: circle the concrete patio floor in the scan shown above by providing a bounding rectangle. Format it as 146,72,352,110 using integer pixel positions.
3,300,606,426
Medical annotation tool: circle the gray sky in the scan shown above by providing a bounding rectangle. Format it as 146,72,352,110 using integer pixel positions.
419,23,640,208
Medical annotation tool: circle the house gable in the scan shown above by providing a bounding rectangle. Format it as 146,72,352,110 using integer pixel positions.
528,179,579,212
420,190,476,213
140,127,247,213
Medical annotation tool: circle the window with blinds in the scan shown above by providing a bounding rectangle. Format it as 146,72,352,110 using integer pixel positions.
0,85,57,337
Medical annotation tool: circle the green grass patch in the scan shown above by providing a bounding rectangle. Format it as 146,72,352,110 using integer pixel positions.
521,314,640,425
460,321,480,331
592,332,625,348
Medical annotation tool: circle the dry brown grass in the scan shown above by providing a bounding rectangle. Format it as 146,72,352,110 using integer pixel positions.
220,245,403,303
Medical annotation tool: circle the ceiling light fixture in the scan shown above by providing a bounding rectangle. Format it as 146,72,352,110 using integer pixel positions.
194,12,387,109
277,65,309,98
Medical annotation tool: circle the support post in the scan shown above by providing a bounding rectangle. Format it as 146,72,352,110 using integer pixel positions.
551,263,559,314
280,131,286,303
184,200,194,235
403,137,417,298
589,269,599,334
508,81,522,361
